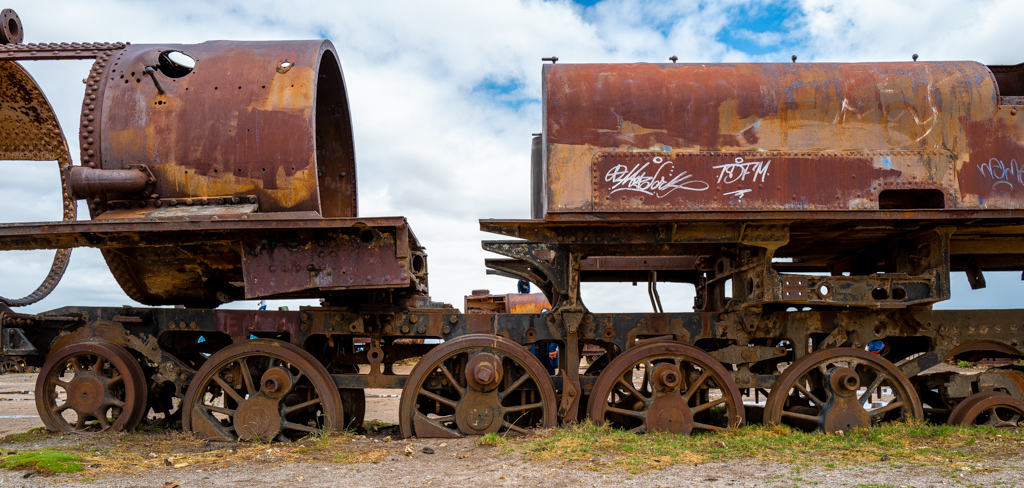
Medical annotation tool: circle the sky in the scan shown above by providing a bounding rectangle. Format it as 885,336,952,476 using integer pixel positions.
0,0,1022,315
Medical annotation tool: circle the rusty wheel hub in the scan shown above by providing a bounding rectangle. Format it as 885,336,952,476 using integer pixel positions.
66,374,106,415
646,392,694,434
455,390,502,435
466,353,503,392
234,394,284,442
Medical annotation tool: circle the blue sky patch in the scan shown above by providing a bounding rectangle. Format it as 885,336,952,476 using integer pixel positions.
716,1,803,56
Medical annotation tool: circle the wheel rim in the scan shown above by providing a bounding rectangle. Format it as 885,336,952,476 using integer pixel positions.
948,392,1024,428
765,348,923,433
182,339,343,442
0,358,22,374
587,341,744,434
399,334,557,438
34,341,147,432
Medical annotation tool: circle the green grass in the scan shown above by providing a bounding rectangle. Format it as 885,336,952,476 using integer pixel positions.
480,432,505,446
0,450,84,474
512,420,1024,472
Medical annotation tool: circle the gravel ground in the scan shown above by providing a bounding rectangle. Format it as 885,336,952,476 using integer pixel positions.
2,371,1022,487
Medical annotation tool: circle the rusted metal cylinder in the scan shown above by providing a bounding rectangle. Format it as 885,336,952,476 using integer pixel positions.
79,40,358,306
86,40,356,218
67,166,149,198
541,61,1024,215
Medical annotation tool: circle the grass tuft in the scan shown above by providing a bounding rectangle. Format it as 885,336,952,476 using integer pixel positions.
1,450,84,475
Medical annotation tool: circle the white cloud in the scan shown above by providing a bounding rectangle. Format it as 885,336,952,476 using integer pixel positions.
0,0,1018,314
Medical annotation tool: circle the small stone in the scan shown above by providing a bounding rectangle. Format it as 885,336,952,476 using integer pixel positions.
422,447,435,455
164,459,173,467
835,430,845,436
89,464,101,468
881,455,890,461
715,441,727,448
149,452,158,458
404,445,414,457
438,442,448,448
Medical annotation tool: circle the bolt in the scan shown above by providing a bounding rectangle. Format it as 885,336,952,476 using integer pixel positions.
449,315,458,324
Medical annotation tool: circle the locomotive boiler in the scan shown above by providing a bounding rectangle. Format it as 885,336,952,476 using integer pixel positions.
0,8,1022,441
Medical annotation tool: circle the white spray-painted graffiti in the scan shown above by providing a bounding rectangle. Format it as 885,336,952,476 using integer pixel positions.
605,156,710,197
977,158,1024,191
712,157,772,185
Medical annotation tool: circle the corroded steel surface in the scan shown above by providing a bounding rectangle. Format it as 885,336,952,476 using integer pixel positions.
86,40,356,218
0,60,75,306
541,62,1023,215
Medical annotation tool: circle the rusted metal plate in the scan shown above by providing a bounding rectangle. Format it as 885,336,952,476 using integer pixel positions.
594,151,909,210
242,229,410,298
541,61,1019,215
0,216,425,305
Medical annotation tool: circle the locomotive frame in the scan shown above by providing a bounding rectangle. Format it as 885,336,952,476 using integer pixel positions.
1,9,1023,440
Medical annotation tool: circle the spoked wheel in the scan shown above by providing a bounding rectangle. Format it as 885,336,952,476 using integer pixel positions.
182,339,343,442
399,335,557,438
948,392,1024,428
764,348,922,433
34,341,147,432
0,358,23,374
587,341,744,434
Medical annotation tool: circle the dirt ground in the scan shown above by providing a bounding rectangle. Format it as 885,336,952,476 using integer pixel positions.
2,371,1023,487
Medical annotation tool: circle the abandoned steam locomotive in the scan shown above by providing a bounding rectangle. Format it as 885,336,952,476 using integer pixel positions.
0,8,1022,440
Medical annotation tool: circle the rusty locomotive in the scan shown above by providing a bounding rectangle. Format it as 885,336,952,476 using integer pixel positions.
0,9,1022,440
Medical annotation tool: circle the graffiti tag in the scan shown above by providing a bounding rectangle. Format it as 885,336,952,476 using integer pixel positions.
604,156,710,198
712,157,771,184
978,157,1024,191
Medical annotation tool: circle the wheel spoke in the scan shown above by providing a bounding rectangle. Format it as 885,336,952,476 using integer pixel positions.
499,372,530,399
859,373,887,405
502,421,529,435
794,382,824,408
282,421,320,434
782,410,822,423
75,415,87,430
615,376,649,403
107,374,123,388
440,364,466,397
692,422,725,432
691,396,727,414
96,415,110,430
869,400,904,418
418,389,459,409
681,371,710,403
202,404,235,416
282,397,322,415
605,405,646,419
53,402,70,414
502,402,543,414
239,358,256,396
93,357,106,373
213,375,245,404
